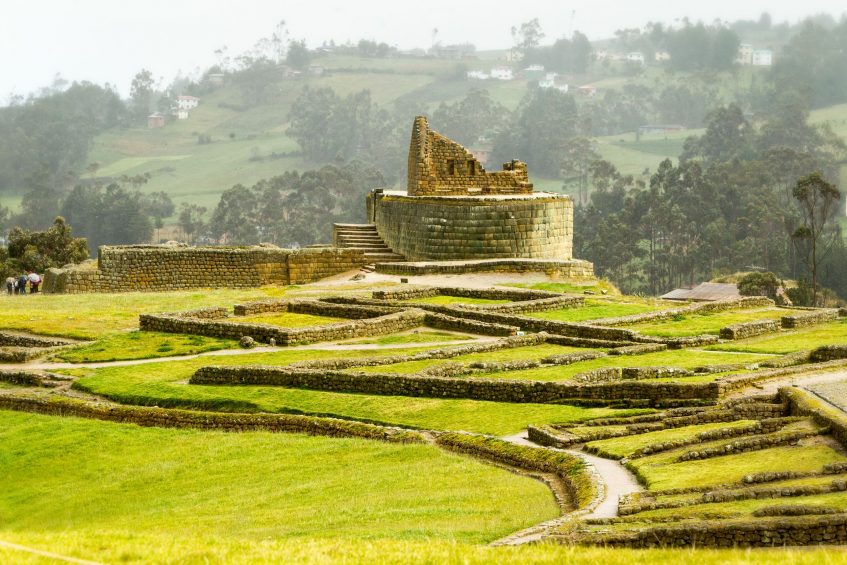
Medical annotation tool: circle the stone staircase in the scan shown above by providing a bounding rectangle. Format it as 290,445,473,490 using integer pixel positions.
333,224,405,264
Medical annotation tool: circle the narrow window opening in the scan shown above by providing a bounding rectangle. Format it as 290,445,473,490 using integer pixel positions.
447,160,455,175
468,160,475,175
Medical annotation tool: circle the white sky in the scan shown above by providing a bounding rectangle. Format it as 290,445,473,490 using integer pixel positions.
0,0,845,100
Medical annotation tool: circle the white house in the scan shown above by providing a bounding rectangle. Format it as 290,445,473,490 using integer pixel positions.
466,70,489,80
626,51,645,65
752,49,773,66
539,73,568,93
176,109,189,120
490,66,514,80
177,95,199,110
654,51,671,62
736,43,754,65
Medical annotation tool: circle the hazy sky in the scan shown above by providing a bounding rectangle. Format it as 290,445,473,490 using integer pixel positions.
1,0,845,100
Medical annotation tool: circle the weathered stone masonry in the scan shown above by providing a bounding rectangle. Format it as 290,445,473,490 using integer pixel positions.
43,245,365,293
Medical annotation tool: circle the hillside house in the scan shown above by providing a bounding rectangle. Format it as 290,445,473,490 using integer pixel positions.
176,109,189,120
490,67,514,80
523,64,545,80
752,49,773,66
147,113,165,129
638,124,686,135
736,43,754,65
577,85,597,97
466,70,489,80
177,95,199,110
539,73,568,93
654,51,671,62
626,52,645,65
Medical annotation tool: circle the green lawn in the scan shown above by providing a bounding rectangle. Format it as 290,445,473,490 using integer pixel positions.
585,420,757,459
626,308,795,338
508,281,618,294
1,533,842,565
634,491,847,522
629,442,847,491
525,298,673,323
236,311,346,327
56,331,238,363
401,296,510,306
0,411,557,545
348,330,474,345
477,349,771,382
358,344,589,374
70,347,648,435
0,288,288,340
707,319,847,354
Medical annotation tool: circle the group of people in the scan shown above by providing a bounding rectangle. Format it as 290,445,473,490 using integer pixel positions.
5,271,41,295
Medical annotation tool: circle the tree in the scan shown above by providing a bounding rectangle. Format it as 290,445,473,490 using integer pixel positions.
560,137,600,204
129,69,155,123
511,19,544,59
737,271,780,300
179,203,207,243
791,172,841,305
681,104,753,164
430,89,508,146
5,217,89,275
60,183,153,252
286,40,311,71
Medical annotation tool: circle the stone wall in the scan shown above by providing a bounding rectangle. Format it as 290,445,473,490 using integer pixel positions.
781,309,839,329
375,258,594,277
407,116,531,196
191,365,721,404
371,191,574,261
580,514,847,547
0,394,425,443
44,245,365,293
720,319,781,340
140,308,426,346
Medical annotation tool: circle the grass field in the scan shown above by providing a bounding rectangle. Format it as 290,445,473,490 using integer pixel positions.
0,411,558,545
629,441,846,491
56,330,237,363
65,345,648,435
707,318,847,354
0,288,288,339
236,311,346,327
626,308,795,337
525,297,673,323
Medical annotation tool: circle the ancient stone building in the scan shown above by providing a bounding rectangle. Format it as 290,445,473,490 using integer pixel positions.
352,116,592,274
407,116,532,196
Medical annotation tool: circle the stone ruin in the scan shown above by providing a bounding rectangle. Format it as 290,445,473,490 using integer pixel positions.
407,116,533,196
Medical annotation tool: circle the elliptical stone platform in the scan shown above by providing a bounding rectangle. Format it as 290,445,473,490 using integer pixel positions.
364,116,593,274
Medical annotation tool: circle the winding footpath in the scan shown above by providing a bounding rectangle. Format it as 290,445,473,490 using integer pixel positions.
493,430,643,545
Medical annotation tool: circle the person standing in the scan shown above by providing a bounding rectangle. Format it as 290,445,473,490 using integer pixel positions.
5,276,14,295
28,271,42,294
16,273,28,295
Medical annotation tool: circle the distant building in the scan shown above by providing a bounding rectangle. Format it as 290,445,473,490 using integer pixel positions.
432,43,476,59
577,85,597,96
661,282,741,302
539,73,568,93
638,124,686,135
466,70,489,80
626,51,645,65
176,109,189,120
654,51,671,62
177,95,199,110
752,49,773,66
490,66,514,81
736,43,754,65
147,113,165,129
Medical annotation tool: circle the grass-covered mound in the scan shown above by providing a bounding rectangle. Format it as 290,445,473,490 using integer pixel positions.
0,410,558,544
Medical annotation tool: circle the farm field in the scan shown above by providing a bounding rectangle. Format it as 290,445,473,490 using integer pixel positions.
3,279,847,562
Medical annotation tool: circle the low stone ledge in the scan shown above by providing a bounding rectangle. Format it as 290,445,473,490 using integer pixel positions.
781,309,839,329
720,319,781,340
0,394,425,443
190,365,721,404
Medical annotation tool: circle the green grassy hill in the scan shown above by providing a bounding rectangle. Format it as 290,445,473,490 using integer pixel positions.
13,57,841,222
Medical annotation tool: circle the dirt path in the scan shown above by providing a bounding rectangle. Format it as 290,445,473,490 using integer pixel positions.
493,430,643,545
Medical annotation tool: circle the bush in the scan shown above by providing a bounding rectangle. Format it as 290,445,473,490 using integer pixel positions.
737,272,780,300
